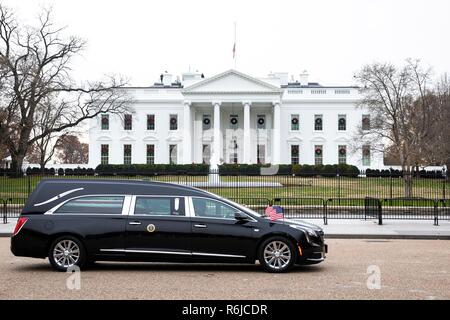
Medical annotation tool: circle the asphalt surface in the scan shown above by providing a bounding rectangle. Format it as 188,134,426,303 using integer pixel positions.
0,238,449,300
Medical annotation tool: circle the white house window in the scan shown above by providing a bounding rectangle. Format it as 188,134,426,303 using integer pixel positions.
146,144,155,164
314,145,323,165
169,144,177,164
362,145,371,166
123,144,132,165
101,114,109,130
338,145,347,164
124,114,132,130
230,115,239,130
257,115,266,129
147,114,155,131
291,114,299,131
257,145,266,164
338,115,346,131
202,144,211,164
101,144,109,164
362,115,371,130
202,115,211,130
169,114,178,131
291,145,299,164
314,115,323,131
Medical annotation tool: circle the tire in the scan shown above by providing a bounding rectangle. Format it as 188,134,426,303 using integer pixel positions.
48,236,87,272
258,236,297,273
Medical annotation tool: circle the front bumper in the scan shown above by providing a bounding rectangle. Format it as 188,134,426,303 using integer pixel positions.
297,243,327,265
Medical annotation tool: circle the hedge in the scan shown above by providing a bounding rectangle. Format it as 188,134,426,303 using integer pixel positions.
26,167,55,175
16,165,446,179
95,164,210,176
365,168,446,179
23,167,96,176
218,163,360,177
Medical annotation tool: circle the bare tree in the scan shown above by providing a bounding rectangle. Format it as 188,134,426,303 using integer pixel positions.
354,59,438,196
55,134,88,164
25,97,65,171
430,74,450,172
0,138,8,168
0,4,131,176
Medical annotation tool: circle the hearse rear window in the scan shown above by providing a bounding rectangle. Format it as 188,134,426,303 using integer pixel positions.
134,197,184,216
55,196,124,214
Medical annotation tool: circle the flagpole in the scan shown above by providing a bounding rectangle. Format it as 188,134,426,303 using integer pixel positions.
234,21,237,69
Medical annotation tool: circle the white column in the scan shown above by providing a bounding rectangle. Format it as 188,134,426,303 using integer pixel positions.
211,101,221,170
183,101,192,164
243,101,251,164
272,101,281,164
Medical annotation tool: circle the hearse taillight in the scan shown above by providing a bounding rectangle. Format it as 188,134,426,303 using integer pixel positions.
13,217,28,236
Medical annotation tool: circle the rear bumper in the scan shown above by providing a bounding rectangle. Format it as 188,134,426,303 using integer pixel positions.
10,232,48,259
297,243,327,265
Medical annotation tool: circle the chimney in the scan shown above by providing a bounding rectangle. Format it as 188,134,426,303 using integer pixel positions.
162,72,172,86
273,72,288,86
299,70,309,86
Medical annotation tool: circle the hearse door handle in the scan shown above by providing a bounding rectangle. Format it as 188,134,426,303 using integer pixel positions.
128,221,142,225
194,224,207,228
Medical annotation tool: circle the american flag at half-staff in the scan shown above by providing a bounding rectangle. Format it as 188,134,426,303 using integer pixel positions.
265,205,284,221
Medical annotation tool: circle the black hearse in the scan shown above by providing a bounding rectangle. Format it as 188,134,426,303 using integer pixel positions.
11,179,327,272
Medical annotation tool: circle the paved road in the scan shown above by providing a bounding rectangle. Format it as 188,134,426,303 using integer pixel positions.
0,238,449,300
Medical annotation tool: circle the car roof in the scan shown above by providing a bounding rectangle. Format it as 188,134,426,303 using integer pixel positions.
22,178,214,214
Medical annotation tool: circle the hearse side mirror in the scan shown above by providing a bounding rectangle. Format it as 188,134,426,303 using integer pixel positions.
234,211,249,222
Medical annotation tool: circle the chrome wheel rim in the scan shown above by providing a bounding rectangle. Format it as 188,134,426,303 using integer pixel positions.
263,241,291,270
53,240,80,268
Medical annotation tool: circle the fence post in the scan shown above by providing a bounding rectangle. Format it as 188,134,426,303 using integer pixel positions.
378,199,383,225
27,175,31,197
443,176,446,199
390,176,393,199
2,199,7,224
323,199,328,225
338,173,341,200
434,200,439,226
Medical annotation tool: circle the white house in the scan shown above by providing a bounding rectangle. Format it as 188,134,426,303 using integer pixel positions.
88,69,384,169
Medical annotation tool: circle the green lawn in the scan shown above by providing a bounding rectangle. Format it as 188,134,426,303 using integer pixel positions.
0,175,448,203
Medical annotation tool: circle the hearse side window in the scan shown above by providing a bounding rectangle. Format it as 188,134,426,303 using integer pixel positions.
55,196,125,214
192,198,237,219
134,197,185,216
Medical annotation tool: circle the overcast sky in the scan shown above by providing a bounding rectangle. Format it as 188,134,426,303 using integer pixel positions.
3,0,450,86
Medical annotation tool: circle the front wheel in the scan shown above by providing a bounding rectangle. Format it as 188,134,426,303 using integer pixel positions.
258,237,297,273
48,236,86,272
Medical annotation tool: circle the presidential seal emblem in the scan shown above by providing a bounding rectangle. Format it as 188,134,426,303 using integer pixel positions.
146,224,156,233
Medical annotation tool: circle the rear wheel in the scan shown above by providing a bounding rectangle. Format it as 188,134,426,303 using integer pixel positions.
48,236,86,272
258,236,297,273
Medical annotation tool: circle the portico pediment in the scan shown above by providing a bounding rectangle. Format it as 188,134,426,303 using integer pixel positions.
182,69,283,95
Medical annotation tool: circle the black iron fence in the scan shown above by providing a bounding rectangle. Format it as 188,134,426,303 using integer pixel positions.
0,170,448,224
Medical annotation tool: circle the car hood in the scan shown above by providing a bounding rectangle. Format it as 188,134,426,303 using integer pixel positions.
269,218,323,232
